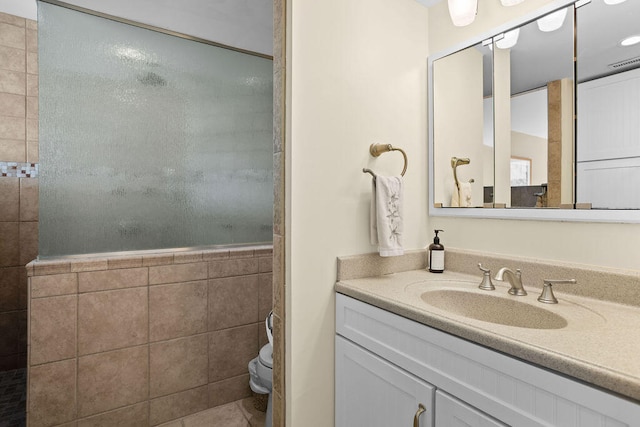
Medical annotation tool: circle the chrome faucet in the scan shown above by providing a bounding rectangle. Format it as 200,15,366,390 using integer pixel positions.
495,268,527,296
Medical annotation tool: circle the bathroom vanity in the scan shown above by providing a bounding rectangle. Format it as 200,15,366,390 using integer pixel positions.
334,253,640,427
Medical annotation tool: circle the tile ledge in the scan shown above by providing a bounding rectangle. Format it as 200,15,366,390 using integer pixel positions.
27,244,273,276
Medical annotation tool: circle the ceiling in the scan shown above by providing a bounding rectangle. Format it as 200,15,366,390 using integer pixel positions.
5,0,638,82
576,0,640,82
414,0,443,7
0,0,37,19
471,1,640,95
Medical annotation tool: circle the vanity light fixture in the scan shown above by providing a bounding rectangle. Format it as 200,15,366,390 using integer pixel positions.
620,35,640,47
500,0,525,6
536,8,568,32
494,28,520,49
604,0,627,5
447,0,478,27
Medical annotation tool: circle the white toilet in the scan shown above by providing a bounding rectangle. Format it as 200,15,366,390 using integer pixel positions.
248,312,273,427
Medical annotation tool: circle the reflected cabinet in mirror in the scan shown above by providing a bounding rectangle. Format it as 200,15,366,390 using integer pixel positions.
428,0,640,222
576,0,640,209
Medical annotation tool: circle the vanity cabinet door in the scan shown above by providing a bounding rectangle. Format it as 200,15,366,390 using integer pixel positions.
336,336,434,427
436,390,508,427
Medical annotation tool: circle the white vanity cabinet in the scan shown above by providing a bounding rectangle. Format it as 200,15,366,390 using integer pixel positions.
335,293,640,427
336,336,434,427
435,391,507,427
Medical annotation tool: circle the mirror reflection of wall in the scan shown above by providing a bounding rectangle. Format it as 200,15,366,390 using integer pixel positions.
510,157,531,186
497,6,574,208
433,42,493,208
576,0,640,209
433,4,573,209
510,90,547,187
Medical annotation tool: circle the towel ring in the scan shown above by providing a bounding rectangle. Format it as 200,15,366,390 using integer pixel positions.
362,143,408,178
451,156,471,190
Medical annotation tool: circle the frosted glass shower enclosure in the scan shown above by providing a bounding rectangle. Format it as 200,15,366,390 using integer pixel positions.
38,3,273,257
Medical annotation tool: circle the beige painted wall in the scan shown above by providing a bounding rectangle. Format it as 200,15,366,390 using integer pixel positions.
287,1,640,425
494,46,512,205
286,0,429,424
512,131,547,185
428,0,640,271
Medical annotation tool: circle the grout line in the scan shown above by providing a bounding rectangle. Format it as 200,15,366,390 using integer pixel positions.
24,28,27,164
206,265,211,410
235,399,250,425
74,288,79,422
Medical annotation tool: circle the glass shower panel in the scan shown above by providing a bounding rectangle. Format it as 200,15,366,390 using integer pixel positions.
38,3,273,257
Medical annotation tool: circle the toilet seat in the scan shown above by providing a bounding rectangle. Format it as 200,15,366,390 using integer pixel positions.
255,343,273,390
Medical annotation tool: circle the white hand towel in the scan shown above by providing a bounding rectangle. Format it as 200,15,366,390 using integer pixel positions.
451,182,472,207
370,176,404,257
459,181,472,207
450,185,460,207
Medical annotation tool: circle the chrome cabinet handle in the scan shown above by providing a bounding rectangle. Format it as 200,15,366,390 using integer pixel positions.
413,403,426,427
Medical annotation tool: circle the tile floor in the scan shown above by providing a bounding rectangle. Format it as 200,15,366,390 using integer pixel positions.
160,397,266,427
0,369,26,427
0,367,264,427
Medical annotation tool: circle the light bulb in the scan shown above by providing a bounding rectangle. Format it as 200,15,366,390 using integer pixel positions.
496,28,520,49
447,0,478,27
620,35,640,47
604,0,627,5
536,8,568,32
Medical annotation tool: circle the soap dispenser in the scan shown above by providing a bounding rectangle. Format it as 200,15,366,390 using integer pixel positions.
428,229,445,273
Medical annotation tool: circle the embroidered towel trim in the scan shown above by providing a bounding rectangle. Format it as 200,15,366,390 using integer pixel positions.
451,182,472,207
370,176,404,257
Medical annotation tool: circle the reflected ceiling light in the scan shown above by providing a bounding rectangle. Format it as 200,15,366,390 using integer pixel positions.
620,35,640,47
500,0,525,6
447,0,478,27
113,46,147,62
496,28,520,49
604,0,627,5
536,8,568,32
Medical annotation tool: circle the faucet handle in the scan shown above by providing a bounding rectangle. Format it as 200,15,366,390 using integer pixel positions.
538,279,576,304
477,263,495,291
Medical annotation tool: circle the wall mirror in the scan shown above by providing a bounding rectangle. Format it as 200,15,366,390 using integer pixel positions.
433,41,493,208
428,0,640,222
576,0,640,210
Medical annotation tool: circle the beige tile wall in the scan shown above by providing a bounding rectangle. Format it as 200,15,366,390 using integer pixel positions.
0,8,280,425
27,246,273,427
272,0,286,425
0,12,38,372
1,8,282,425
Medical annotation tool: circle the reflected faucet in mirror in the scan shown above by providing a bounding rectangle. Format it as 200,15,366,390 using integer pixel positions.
451,157,474,207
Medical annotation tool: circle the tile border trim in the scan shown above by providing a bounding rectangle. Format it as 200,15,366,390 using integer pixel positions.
0,162,39,178
26,245,273,277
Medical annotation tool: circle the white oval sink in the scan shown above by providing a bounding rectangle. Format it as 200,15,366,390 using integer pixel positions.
421,289,568,329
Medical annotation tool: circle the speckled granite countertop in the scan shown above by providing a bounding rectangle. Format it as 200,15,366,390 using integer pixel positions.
336,269,640,403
